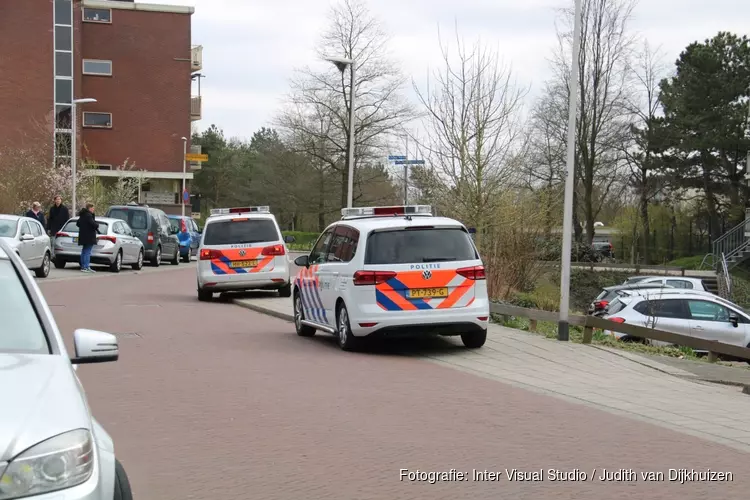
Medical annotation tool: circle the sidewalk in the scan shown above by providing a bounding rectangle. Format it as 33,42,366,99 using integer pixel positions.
232,294,750,454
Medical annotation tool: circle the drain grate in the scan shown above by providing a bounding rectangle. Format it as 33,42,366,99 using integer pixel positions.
114,332,142,339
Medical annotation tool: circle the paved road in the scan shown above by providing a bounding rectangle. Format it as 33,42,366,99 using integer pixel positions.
39,268,748,499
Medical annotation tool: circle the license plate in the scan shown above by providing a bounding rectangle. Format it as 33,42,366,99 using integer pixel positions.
230,259,258,268
407,287,449,299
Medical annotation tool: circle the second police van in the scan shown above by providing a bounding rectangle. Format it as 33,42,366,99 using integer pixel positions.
196,206,295,301
292,205,490,350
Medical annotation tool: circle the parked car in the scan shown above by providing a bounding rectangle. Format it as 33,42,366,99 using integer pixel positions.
168,214,201,263
622,275,709,292
0,214,52,278
54,216,145,272
588,283,673,316
106,203,180,266
592,240,614,259
602,288,750,354
0,238,133,499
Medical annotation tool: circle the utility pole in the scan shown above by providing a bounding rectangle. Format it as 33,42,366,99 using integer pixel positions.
404,134,409,205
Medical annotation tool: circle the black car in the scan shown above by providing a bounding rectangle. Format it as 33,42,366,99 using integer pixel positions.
592,241,614,259
105,204,180,266
588,283,674,315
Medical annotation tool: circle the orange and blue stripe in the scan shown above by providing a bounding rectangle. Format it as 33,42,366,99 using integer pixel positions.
295,265,328,324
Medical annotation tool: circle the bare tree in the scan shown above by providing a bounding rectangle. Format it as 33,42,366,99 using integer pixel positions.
413,25,528,248
551,0,636,244
278,0,413,208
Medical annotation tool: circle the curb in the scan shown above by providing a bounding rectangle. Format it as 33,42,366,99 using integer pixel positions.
232,299,294,322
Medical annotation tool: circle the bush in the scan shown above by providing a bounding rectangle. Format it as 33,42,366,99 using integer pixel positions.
283,231,319,251
569,269,631,312
667,255,710,270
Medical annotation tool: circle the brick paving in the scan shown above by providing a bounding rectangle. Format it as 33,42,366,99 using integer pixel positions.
40,268,749,499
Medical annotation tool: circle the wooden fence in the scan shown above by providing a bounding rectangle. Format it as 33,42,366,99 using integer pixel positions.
490,303,750,362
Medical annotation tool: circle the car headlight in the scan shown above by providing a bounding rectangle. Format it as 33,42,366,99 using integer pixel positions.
0,429,94,499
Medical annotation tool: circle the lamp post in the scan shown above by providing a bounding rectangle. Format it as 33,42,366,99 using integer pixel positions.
70,98,97,212
558,0,583,341
181,137,188,217
326,56,356,208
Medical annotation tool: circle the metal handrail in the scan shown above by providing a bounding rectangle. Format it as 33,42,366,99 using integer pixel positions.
720,252,732,296
712,217,750,269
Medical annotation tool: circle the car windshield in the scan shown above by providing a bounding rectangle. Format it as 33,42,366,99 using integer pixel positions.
595,289,609,300
169,218,181,233
0,259,49,354
606,298,627,315
624,276,648,284
62,219,109,234
0,219,18,237
365,227,477,265
203,219,279,245
108,208,149,230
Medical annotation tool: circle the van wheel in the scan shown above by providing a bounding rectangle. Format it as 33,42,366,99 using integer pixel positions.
132,250,144,270
461,329,487,348
182,253,191,263
198,288,213,302
54,258,66,269
278,282,292,298
109,251,122,273
294,291,315,337
150,246,161,267
113,459,133,500
35,252,51,278
170,248,180,265
336,303,361,351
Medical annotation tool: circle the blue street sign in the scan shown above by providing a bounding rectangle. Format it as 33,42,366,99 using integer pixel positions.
388,155,406,160
183,190,190,203
394,159,425,165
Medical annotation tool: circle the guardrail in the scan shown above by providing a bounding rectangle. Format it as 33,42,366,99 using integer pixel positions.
490,303,750,362
564,261,688,274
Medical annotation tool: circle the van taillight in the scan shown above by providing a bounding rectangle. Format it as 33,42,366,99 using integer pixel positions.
147,232,154,243
261,244,285,256
200,249,222,260
456,265,486,280
353,270,396,285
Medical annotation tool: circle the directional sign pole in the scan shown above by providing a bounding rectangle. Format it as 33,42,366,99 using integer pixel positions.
404,136,409,204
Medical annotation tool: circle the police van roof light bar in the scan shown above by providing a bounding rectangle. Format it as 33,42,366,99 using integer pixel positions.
210,206,270,216
341,205,432,218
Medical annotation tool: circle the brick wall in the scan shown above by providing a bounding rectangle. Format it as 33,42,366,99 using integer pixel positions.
78,5,192,172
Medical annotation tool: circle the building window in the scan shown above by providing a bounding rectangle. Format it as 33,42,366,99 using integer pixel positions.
96,164,113,170
55,132,72,156
54,0,72,25
55,52,73,78
54,26,72,51
55,105,72,130
83,59,113,76
83,112,113,128
55,79,72,104
82,8,112,23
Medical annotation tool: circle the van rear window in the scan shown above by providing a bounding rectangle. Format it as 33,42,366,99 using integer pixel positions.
365,228,477,265
107,209,148,230
204,219,279,246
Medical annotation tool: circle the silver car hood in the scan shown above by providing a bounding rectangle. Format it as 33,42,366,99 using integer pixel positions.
0,353,91,462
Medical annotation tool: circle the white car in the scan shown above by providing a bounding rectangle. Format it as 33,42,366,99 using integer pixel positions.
0,238,132,499
291,205,490,351
0,214,52,278
623,275,709,292
196,206,294,301
602,288,750,349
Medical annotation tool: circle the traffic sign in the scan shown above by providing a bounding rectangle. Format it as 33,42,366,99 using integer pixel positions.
183,190,190,203
388,155,406,160
394,159,425,165
185,153,208,162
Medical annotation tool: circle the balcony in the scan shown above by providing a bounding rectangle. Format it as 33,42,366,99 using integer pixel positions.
191,45,203,72
190,96,202,121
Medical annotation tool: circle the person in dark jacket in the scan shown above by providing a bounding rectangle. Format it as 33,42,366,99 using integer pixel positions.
25,202,46,228
76,203,99,273
47,195,70,259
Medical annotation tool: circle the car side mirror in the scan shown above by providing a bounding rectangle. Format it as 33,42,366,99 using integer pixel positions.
20,233,34,241
70,329,119,364
284,235,295,244
729,313,739,328
294,255,309,268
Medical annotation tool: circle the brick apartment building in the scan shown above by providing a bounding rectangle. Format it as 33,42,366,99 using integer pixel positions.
0,0,202,214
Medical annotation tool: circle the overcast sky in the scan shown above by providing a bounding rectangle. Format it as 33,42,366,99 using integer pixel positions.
145,0,749,141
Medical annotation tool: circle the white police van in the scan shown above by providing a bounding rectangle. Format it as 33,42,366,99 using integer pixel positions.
196,206,295,301
291,205,489,350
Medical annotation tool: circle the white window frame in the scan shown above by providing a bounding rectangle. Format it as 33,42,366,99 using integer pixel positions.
82,59,113,76
82,7,112,24
83,112,113,129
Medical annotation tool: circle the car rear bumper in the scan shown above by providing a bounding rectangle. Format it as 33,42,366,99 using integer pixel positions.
198,269,290,292
54,249,115,264
348,302,490,337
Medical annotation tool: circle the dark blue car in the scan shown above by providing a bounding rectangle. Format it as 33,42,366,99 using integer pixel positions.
167,215,201,262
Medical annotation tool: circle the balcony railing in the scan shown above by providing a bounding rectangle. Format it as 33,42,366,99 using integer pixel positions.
190,96,202,121
191,45,203,71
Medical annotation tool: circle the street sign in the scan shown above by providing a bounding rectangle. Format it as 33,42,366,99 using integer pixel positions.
394,159,425,165
183,190,190,203
185,153,208,162
388,155,406,160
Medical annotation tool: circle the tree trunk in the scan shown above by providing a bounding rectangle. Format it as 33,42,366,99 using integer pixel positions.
639,182,650,264
318,171,326,232
701,166,721,241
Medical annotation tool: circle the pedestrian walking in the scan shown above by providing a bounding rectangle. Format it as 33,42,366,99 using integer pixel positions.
25,202,46,228
47,195,70,259
76,203,99,273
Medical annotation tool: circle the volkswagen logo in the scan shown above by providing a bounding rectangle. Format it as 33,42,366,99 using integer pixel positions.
239,249,246,257
422,270,432,280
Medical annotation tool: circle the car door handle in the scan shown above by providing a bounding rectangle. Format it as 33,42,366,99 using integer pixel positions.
693,325,703,330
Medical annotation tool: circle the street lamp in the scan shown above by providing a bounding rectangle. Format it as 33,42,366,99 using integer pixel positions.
558,0,583,341
71,98,97,212
181,137,188,217
326,56,356,209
